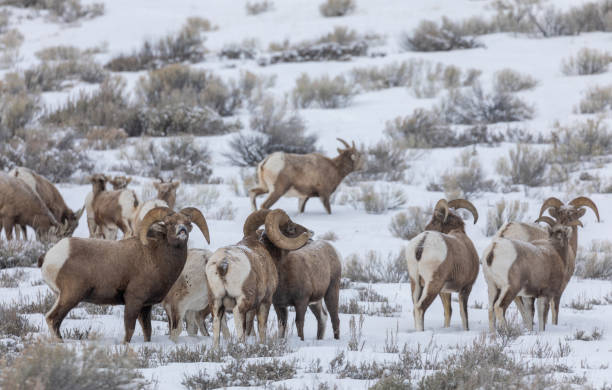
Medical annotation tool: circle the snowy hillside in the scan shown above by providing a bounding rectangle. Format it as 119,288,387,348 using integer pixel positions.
1,0,612,388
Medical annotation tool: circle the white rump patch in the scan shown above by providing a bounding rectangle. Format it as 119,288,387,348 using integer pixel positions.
484,238,517,288
406,232,447,285
10,167,37,193
138,199,168,221
206,247,252,300
119,190,139,219
41,238,70,294
261,152,285,193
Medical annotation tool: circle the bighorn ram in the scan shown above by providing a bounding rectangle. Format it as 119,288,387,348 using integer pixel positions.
495,196,599,328
132,179,180,234
482,218,579,331
39,206,209,342
249,138,364,214
273,239,341,340
0,172,68,240
405,199,479,331
206,209,312,347
162,248,229,342
9,167,84,239
89,174,139,239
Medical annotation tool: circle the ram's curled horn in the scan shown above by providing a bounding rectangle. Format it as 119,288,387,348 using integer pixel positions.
243,209,271,236
139,207,173,245
265,209,311,250
538,197,564,218
448,199,479,224
535,216,556,227
179,207,210,244
75,205,85,220
569,196,600,222
566,220,584,228
337,138,350,149
434,199,450,223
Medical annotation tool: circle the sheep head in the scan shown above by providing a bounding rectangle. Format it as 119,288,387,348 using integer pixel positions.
89,174,108,193
243,209,313,250
336,138,365,172
61,206,85,237
110,176,132,190
139,206,209,247
154,178,180,204
425,199,478,234
536,216,580,256
538,196,600,225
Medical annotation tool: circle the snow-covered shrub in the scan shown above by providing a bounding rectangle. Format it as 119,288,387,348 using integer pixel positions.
210,201,237,220
0,239,51,269
385,109,454,148
0,303,38,338
83,127,127,150
44,76,143,136
553,118,612,163
23,57,106,92
105,17,211,71
319,0,356,17
343,250,408,283
439,84,534,125
0,29,23,68
485,198,530,236
357,184,406,214
0,77,40,140
139,104,238,137
318,231,338,241
577,84,612,113
123,137,213,184
0,10,9,33
561,48,611,75
3,0,104,23
496,144,550,187
575,240,612,280
493,68,538,93
400,17,484,52
246,0,274,15
352,141,408,182
237,70,276,109
292,73,355,109
176,186,219,211
441,151,496,198
388,206,431,241
219,39,258,60
226,96,316,166
0,269,26,288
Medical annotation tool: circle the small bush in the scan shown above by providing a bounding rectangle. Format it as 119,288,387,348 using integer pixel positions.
496,144,550,187
292,73,355,109
319,0,356,17
318,231,338,241
493,68,538,93
0,86,40,140
226,96,317,166
0,10,10,34
23,58,106,92
0,239,51,269
357,184,406,214
553,118,612,164
237,70,276,109
577,84,612,113
575,240,612,280
389,206,431,240
343,250,408,283
400,17,484,52
485,198,530,236
439,84,534,125
84,127,128,150
352,141,408,181
441,150,496,198
0,29,24,68
0,303,38,337
219,39,258,60
561,48,611,75
0,269,26,288
385,109,454,149
573,327,604,341
246,0,274,15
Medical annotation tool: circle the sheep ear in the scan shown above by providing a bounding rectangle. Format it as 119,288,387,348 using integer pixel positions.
153,182,161,190
172,181,180,189
337,148,342,154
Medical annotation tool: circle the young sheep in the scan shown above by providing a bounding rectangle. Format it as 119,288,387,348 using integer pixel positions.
273,239,341,340
482,218,579,332
39,206,209,342
132,179,180,234
405,199,479,331
249,138,364,214
206,209,312,347
162,248,229,342
109,176,132,190
90,175,139,239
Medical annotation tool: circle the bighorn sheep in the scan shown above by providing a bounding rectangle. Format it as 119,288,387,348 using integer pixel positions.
272,239,341,340
89,174,139,239
249,138,364,214
9,167,84,239
495,196,599,328
206,209,312,347
109,176,132,190
482,218,579,331
0,172,68,240
132,179,180,234
162,248,229,342
405,199,479,331
38,206,210,342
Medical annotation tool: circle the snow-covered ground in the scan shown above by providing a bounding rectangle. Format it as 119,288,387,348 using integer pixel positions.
1,0,612,388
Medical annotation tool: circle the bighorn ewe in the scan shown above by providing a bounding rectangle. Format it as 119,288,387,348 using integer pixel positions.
162,248,229,342
273,239,341,340
482,218,580,331
206,209,312,347
405,199,479,331
39,206,209,342
89,174,139,239
0,172,68,240
109,176,132,190
132,179,180,234
249,138,364,214
9,167,84,239
495,196,599,328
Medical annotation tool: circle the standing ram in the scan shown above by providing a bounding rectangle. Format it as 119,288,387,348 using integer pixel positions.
249,138,364,214
405,199,479,331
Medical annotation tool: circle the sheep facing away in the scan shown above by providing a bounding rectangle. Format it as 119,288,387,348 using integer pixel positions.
89,174,139,239
39,206,210,343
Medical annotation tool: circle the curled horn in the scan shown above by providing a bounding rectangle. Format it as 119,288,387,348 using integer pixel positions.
448,199,479,224
566,220,584,228
139,207,173,245
539,197,564,218
337,138,350,149
535,216,556,227
74,206,85,221
265,209,310,250
179,207,210,244
569,197,600,222
243,210,271,237
434,199,449,223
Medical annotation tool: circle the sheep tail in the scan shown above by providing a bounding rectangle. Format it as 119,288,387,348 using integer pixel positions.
217,259,229,277
37,255,45,268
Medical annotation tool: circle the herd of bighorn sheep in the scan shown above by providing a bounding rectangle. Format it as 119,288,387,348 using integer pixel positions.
0,137,603,345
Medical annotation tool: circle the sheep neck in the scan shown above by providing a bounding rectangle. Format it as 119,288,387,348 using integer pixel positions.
331,153,354,180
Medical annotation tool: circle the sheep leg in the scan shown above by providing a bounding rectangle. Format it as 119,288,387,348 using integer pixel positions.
256,302,271,344
320,195,332,214
415,279,444,332
195,308,210,336
165,303,183,342
513,297,530,326
245,310,256,337
249,187,267,211
260,188,287,210
537,297,550,332
185,310,198,336
87,217,97,238
522,297,535,331
232,302,247,342
551,296,560,325
458,286,471,331
410,280,423,330
298,197,310,213
295,300,309,341
487,284,500,332
309,301,328,339
274,304,288,338
494,286,517,330
212,299,224,347
220,311,230,339
123,299,145,343
324,278,341,339
439,292,452,328
2,218,14,240
138,305,153,342
45,292,81,341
